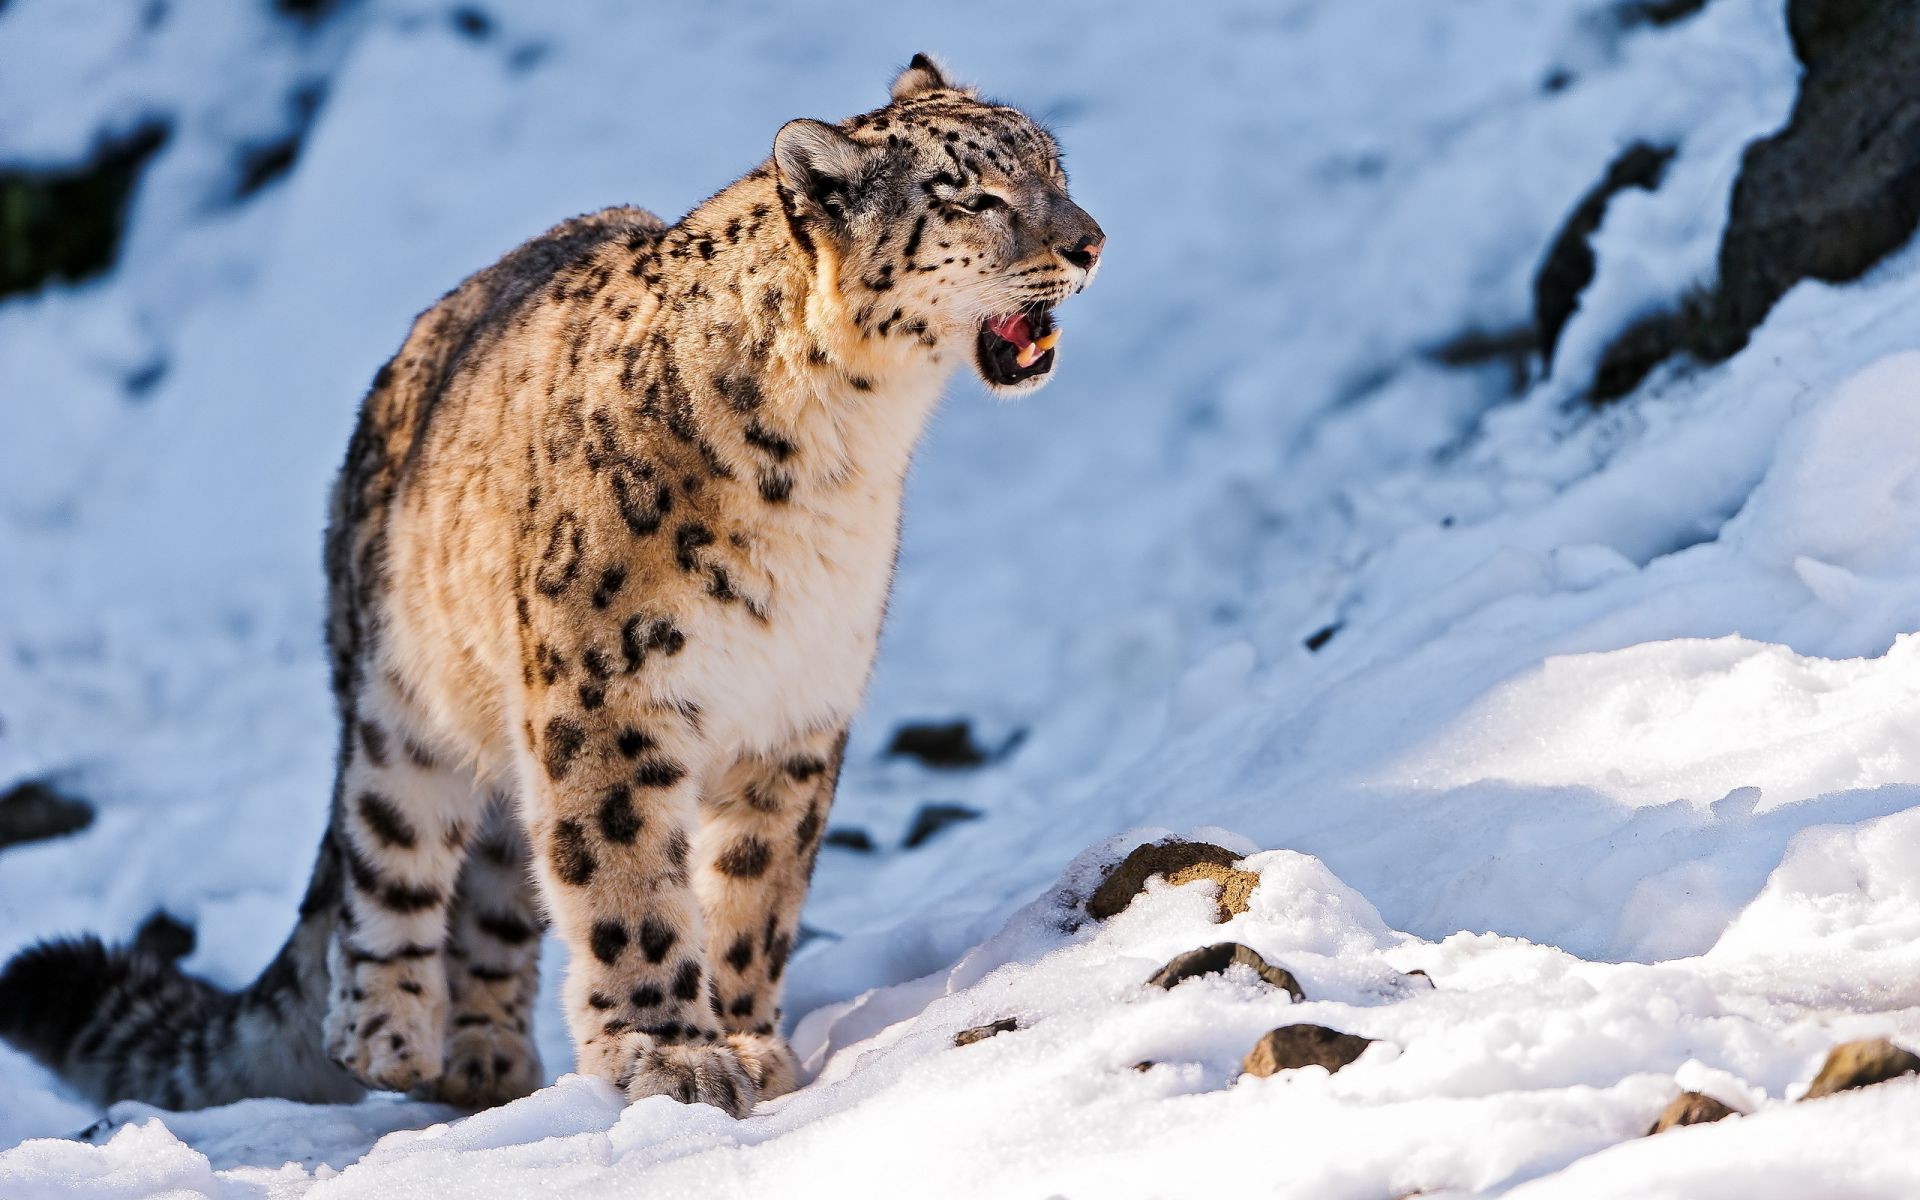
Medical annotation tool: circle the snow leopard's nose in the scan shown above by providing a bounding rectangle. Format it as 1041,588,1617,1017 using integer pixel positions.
1059,234,1103,271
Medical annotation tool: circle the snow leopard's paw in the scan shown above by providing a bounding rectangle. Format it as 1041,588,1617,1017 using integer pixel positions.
608,1034,760,1117
725,1029,800,1099
323,959,448,1093
421,1021,541,1108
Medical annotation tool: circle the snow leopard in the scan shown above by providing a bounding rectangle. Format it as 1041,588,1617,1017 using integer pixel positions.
0,54,1103,1117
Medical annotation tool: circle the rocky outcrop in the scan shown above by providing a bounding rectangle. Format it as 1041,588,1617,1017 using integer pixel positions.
953,1018,1018,1047
1547,0,1920,400
1646,1090,1739,1134
1242,1025,1375,1078
0,779,95,851
1146,943,1305,1001
1086,839,1258,921
1801,1037,1920,1099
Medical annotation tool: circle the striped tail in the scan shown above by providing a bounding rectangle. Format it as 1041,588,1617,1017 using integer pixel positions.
0,848,362,1110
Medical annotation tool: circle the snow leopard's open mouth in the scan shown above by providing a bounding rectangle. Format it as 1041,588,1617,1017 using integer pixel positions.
975,303,1058,388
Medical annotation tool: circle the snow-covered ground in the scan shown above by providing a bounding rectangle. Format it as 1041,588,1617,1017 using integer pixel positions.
6,0,1920,1195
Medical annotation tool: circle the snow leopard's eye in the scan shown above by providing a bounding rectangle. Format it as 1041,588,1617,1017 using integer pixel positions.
957,193,1005,214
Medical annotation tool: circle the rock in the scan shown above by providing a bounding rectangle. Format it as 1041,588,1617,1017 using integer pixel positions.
953,1018,1017,1047
1164,861,1260,922
1801,1037,1920,1099
1646,1090,1740,1134
0,779,95,851
902,803,984,849
1586,0,1920,392
1302,622,1341,653
1532,141,1676,368
1086,839,1247,920
0,123,170,299
823,827,877,852
1588,308,1689,402
1146,943,1305,1001
885,720,991,768
1703,0,1920,360
1404,969,1435,988
1426,324,1537,395
1616,0,1711,27
1242,1025,1376,1078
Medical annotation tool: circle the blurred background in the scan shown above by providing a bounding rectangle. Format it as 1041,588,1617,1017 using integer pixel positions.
11,0,1920,1154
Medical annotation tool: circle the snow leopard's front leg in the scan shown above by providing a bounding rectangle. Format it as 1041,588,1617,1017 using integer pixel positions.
523,693,759,1116
693,727,845,1099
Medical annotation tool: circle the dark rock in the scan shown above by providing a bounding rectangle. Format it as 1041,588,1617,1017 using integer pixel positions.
1533,141,1676,368
1647,1090,1740,1134
233,83,324,202
902,803,983,849
953,1017,1017,1047
1705,0,1920,361
1617,0,1711,28
132,911,196,962
823,827,877,852
1086,839,1245,920
1404,969,1435,988
451,5,493,38
885,720,992,768
1146,942,1305,1002
1594,0,1920,391
1242,1024,1376,1078
1167,861,1259,923
1303,623,1341,653
1426,324,1538,394
0,779,95,851
1801,1037,1920,1099
0,121,169,300
1589,308,1689,401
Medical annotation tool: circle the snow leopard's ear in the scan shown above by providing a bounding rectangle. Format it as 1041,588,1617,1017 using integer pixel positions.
891,53,958,101
773,119,875,217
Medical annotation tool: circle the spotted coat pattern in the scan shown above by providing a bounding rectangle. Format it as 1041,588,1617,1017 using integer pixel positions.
0,55,1103,1117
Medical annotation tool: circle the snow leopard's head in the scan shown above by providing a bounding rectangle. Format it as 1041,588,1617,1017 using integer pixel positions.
772,54,1105,397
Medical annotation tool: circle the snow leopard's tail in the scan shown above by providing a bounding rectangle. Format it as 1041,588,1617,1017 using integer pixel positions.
0,842,362,1109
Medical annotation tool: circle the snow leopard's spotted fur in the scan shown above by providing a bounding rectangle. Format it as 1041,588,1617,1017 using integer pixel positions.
0,55,1103,1116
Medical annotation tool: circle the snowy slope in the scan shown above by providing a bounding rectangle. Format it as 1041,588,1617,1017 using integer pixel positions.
6,0,1920,1194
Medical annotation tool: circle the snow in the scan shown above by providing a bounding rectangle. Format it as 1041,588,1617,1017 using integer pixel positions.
6,0,1920,1194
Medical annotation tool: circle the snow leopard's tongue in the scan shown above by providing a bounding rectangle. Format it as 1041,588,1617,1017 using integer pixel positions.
987,312,1033,349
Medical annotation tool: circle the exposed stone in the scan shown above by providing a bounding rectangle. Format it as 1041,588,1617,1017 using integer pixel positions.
0,779,95,851
1086,839,1246,920
1532,141,1676,368
1168,861,1259,923
1705,0,1920,360
0,123,169,300
823,827,877,852
1801,1037,1920,1099
1646,1090,1740,1134
1242,1025,1376,1078
902,802,984,849
953,1018,1017,1047
1146,942,1304,1002
885,720,991,768
1616,0,1711,28
1426,324,1538,395
1302,622,1341,653
1584,0,1920,397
